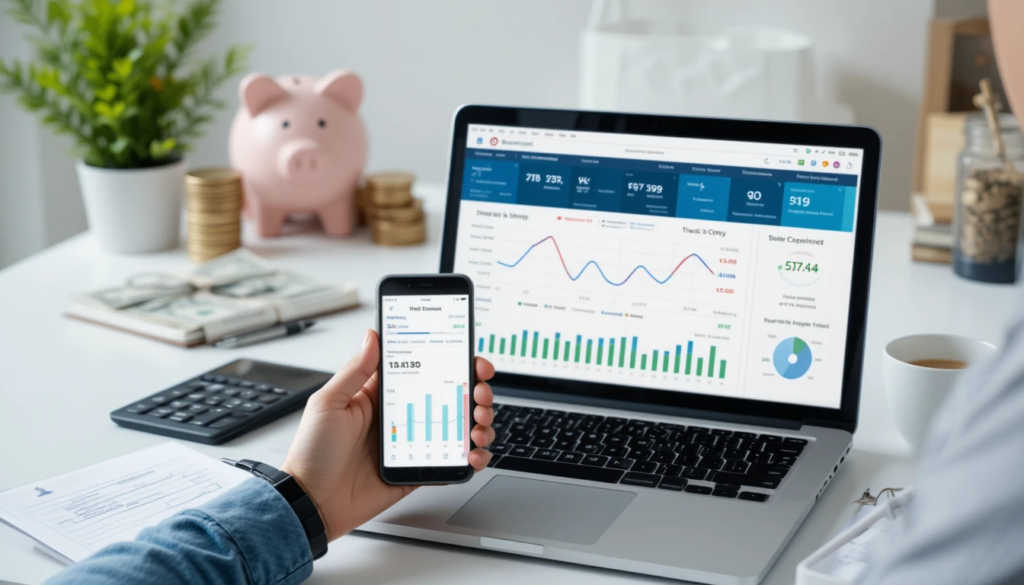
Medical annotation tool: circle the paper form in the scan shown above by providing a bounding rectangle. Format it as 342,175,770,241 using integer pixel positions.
0,442,248,563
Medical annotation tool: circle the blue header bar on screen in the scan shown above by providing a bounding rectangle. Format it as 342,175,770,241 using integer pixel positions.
461,149,858,232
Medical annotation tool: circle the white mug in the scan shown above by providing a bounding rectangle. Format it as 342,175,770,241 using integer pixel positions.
883,334,997,453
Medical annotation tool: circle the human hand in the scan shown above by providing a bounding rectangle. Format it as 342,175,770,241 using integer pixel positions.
281,329,495,541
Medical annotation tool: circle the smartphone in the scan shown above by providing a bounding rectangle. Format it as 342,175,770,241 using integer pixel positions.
377,274,475,485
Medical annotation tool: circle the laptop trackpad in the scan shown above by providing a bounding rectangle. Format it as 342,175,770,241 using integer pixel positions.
446,476,635,545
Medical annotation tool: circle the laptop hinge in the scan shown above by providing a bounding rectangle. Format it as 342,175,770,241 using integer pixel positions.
494,385,802,431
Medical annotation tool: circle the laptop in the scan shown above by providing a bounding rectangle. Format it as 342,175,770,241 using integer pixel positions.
360,106,881,584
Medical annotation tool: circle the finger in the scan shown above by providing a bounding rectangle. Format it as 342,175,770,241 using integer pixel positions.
468,448,492,471
473,405,494,426
474,357,495,382
314,329,379,408
471,424,495,447
473,382,493,407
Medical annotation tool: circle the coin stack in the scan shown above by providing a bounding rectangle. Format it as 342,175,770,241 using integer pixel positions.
185,168,243,262
363,172,426,246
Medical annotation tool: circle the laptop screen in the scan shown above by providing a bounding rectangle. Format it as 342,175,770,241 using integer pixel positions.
451,125,864,409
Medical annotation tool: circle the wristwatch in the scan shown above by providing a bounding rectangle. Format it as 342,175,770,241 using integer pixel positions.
221,458,328,560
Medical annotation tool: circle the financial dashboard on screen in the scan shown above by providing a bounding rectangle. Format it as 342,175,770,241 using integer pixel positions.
452,125,864,409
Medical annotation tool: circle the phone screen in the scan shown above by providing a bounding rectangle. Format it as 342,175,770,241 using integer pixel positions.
381,293,472,468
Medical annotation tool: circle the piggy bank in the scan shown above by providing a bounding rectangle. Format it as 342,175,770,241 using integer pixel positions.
229,70,367,237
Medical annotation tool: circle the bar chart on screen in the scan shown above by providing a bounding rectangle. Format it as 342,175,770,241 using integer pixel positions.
388,382,470,459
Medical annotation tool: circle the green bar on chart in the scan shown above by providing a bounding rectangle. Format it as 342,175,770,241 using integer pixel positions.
674,345,682,374
596,338,604,365
686,341,693,375
719,360,727,379
554,333,561,361
542,338,549,359
697,357,704,376
575,335,582,363
499,338,506,355
652,350,659,372
585,339,593,364
608,338,615,366
510,335,517,356
630,336,638,369
663,350,669,372
521,329,528,357
641,354,648,370
488,334,495,353
564,341,571,361
532,331,539,358
708,346,716,378
619,337,626,367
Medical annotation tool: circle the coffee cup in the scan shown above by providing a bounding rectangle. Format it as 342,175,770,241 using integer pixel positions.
883,334,997,453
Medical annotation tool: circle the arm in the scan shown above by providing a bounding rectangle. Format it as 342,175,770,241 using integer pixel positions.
45,330,496,585
858,302,1024,583
45,478,312,585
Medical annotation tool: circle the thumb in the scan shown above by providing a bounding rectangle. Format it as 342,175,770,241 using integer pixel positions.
314,329,379,409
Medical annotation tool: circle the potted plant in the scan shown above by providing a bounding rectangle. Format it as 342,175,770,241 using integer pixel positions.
0,0,248,253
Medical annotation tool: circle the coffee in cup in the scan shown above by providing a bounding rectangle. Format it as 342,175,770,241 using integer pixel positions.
884,334,996,453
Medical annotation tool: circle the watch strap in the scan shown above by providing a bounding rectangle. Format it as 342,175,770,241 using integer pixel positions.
222,458,328,560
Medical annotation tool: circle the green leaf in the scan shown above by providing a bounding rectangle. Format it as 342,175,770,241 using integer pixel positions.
111,58,132,80
95,84,116,101
110,136,130,153
116,0,135,17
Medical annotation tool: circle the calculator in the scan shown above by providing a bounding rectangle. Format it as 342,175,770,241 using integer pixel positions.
110,359,334,445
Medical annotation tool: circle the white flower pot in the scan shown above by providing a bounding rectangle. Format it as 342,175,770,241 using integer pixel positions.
76,159,186,253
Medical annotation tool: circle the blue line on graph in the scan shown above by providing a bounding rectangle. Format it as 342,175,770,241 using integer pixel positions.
496,235,715,286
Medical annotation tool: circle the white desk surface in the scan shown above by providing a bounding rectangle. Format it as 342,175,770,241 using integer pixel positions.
0,184,1018,584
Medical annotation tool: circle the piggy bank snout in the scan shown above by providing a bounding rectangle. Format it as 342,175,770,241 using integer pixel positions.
278,140,328,183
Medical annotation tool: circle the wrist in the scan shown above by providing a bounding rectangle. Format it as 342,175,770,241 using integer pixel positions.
280,463,332,541
223,458,329,559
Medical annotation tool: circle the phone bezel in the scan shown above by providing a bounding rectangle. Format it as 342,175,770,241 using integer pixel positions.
376,273,476,485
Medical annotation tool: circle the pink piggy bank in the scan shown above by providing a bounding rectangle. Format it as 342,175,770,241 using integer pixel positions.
229,70,368,237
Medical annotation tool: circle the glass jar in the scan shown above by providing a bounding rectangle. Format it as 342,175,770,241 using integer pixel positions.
953,113,1024,283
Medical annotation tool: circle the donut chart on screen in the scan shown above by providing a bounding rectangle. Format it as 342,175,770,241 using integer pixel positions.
773,337,813,380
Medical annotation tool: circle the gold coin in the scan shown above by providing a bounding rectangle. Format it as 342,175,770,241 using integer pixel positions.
372,232,426,246
186,168,243,186
188,228,241,237
368,198,424,222
186,217,242,227
366,171,415,192
186,184,242,195
368,189,412,208
188,237,242,246
186,203,243,213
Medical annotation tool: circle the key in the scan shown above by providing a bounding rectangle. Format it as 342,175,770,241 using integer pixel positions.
187,404,209,414
532,449,560,461
169,400,191,409
658,476,687,491
650,451,675,464
237,402,263,413
681,466,708,481
620,472,661,488
125,402,155,414
712,488,739,498
507,433,532,445
210,416,244,429
554,440,578,451
603,446,630,458
149,395,170,404
556,451,584,464
661,464,683,477
495,455,625,483
205,384,226,393
204,396,225,405
257,394,280,404
711,472,782,490
187,407,230,427
488,442,510,454
148,407,175,418
168,412,193,423
632,460,659,473
509,445,536,458
631,448,655,461
723,460,749,473
684,485,712,495
530,437,555,449
783,437,808,446
581,455,609,467
606,458,635,470
240,390,260,400
578,443,604,455
738,492,769,502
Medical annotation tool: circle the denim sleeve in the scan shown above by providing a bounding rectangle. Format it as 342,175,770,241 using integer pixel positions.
45,478,314,585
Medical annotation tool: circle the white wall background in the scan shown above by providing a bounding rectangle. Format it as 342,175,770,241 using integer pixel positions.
0,0,987,268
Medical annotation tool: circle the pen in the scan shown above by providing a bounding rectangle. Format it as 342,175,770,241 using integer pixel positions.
214,320,316,348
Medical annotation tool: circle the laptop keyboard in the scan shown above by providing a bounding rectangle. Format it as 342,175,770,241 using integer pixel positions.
485,404,808,502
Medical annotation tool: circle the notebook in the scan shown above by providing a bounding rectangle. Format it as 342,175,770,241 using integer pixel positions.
65,248,359,346
0,442,249,564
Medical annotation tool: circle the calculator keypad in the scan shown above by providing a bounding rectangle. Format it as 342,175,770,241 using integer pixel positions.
126,380,291,428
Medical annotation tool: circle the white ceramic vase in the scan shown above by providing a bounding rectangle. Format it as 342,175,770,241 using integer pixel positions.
76,159,185,253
